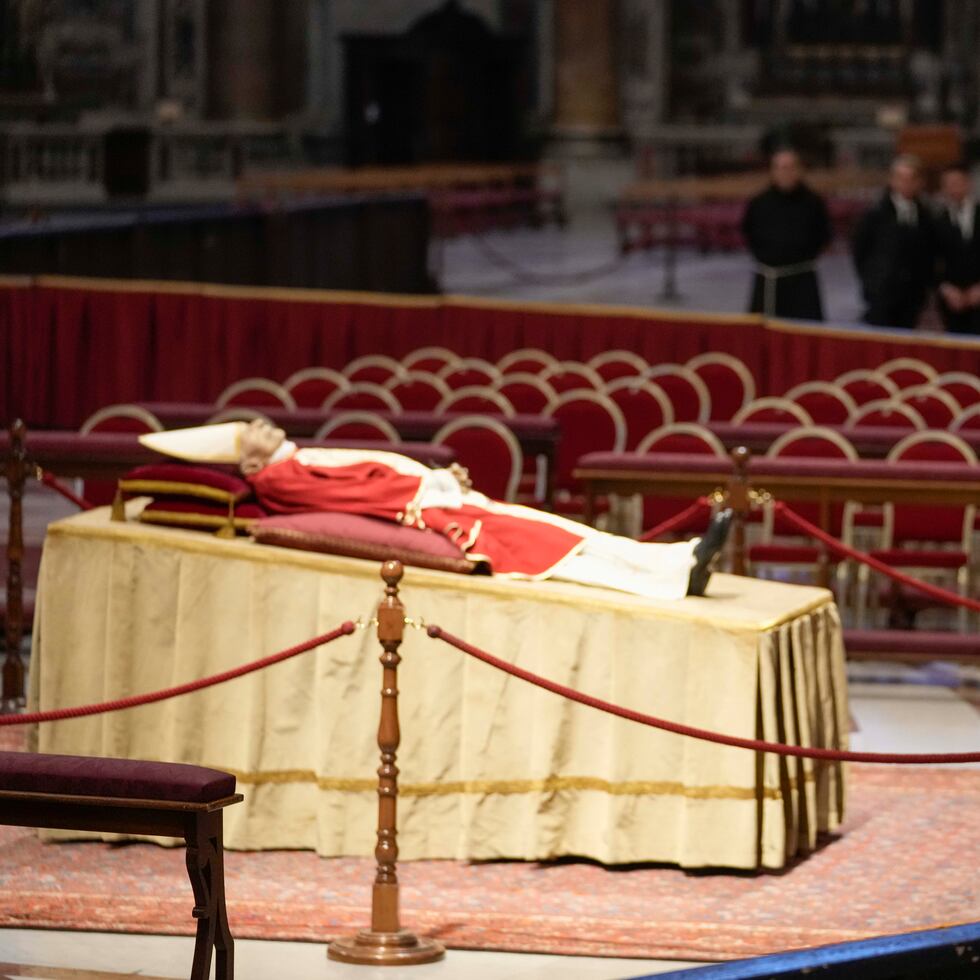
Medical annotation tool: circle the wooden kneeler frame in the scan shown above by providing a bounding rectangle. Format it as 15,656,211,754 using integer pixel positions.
0,786,242,979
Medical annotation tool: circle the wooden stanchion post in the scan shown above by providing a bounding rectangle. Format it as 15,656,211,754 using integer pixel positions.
328,560,445,966
727,446,751,576
3,420,27,710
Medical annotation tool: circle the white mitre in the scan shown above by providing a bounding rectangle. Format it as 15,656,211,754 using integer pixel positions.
138,422,246,463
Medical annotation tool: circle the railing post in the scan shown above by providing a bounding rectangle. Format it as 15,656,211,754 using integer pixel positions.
328,560,445,966
727,445,751,577
3,419,28,710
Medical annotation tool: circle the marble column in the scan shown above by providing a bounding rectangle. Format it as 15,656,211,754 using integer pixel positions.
551,0,622,149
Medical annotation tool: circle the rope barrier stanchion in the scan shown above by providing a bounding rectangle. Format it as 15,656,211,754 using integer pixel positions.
774,502,980,615
3,419,28,712
329,561,445,966
426,624,980,765
0,622,357,726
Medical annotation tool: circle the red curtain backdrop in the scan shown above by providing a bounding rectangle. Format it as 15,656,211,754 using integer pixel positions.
4,275,980,429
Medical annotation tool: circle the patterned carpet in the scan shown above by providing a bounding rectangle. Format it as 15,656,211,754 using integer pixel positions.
0,729,977,963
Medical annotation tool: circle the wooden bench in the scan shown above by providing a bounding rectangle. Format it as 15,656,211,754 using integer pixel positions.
0,750,242,979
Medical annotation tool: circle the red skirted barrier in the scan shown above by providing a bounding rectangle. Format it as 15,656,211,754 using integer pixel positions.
7,276,980,429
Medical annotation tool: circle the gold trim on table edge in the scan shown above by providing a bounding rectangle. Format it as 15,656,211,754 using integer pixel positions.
47,512,834,632
216,769,815,801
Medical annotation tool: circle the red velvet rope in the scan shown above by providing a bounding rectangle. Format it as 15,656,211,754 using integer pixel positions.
38,470,94,511
774,502,980,615
638,496,712,542
1,622,356,726
426,624,980,764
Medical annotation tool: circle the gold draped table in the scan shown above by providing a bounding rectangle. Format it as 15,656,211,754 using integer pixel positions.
29,509,849,870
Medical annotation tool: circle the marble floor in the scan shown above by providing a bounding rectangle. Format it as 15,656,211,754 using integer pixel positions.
436,217,870,326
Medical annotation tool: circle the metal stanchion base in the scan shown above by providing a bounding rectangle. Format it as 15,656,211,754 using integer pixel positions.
328,929,445,965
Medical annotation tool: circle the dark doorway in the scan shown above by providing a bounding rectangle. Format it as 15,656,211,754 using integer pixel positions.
343,0,528,166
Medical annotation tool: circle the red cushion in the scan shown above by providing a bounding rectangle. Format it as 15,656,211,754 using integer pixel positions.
139,499,267,532
844,629,980,656
252,512,482,575
0,751,236,803
120,464,252,503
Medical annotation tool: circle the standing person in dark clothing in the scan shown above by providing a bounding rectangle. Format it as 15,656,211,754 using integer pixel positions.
742,148,832,319
935,163,980,335
852,155,935,328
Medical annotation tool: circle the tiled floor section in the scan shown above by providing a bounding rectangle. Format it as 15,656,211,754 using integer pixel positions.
0,930,697,979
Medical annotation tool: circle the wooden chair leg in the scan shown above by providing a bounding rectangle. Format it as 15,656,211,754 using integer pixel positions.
185,813,219,980
211,817,235,980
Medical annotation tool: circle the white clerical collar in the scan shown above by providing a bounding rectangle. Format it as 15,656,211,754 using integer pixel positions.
270,440,297,465
891,193,917,225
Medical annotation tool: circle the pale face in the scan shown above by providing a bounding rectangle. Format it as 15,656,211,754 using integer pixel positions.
239,418,286,476
942,169,971,206
890,162,921,201
770,151,803,191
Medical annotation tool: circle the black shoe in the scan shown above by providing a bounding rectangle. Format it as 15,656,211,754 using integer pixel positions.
687,509,733,597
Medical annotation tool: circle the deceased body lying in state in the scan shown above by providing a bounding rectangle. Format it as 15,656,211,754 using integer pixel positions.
140,418,733,599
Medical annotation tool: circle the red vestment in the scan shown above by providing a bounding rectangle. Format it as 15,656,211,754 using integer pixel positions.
249,450,585,579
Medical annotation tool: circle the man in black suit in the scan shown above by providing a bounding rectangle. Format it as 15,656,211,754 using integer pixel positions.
935,163,980,335
853,155,935,328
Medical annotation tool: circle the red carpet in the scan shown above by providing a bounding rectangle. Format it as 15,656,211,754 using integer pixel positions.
0,724,977,962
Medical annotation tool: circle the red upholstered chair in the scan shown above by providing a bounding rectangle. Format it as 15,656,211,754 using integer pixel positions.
323,382,402,413
893,386,960,429
784,381,858,425
342,354,406,385
733,397,813,426
540,360,604,394
878,357,938,389
605,378,675,450
437,387,515,417
862,431,977,631
951,403,980,433
497,347,558,375
492,373,558,414
750,427,859,597
643,364,711,423
635,423,726,536
544,391,626,516
314,412,401,443
587,350,648,383
216,378,296,410
402,346,460,373
845,398,925,430
835,368,899,406
385,371,451,411
283,367,350,408
935,371,980,408
686,351,756,421
433,415,523,501
438,357,502,389
80,405,165,506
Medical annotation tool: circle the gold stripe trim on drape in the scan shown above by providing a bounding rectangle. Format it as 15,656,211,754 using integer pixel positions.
216,768,816,802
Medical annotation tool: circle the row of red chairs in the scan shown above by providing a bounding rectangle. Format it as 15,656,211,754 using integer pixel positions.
622,423,978,630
